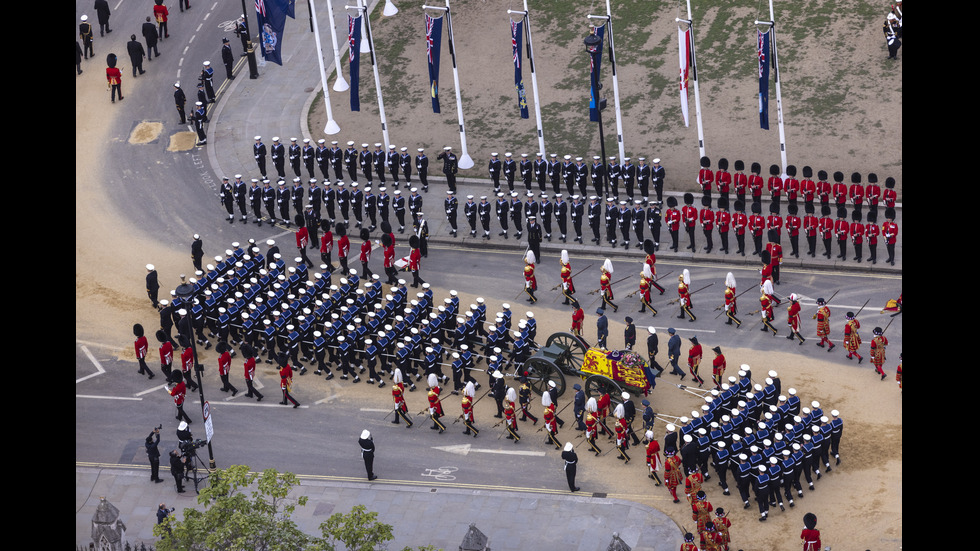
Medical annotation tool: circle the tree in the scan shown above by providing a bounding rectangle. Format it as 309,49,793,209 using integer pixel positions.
153,465,311,550
313,504,394,551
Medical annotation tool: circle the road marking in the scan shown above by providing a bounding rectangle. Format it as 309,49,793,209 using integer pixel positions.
76,395,142,401
77,346,106,383
432,444,546,457
136,385,170,397
360,408,390,412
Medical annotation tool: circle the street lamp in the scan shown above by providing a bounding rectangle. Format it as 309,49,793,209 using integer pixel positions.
584,31,608,199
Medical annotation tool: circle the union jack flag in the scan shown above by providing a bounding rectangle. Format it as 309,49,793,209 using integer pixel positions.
255,0,266,17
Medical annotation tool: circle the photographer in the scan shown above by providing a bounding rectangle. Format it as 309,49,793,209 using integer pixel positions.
145,426,163,483
169,448,188,493
157,503,175,526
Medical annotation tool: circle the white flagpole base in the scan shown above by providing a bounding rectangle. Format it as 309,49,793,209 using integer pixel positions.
324,119,341,135
383,1,399,16
458,155,474,170
333,76,350,92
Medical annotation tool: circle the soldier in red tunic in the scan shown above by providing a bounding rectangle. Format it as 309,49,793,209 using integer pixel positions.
716,198,731,254
684,465,704,504
767,164,783,211
645,430,663,485
692,490,714,533
682,193,699,251
834,207,850,260
600,258,618,313
733,200,748,256
614,404,631,463
711,346,726,388
644,239,666,294
723,272,741,327
336,223,350,274
169,378,191,424
786,294,805,345
585,398,603,455
801,512,821,551
800,165,816,207
865,172,882,220
803,203,819,257
865,210,881,264
665,196,682,252
523,250,538,303
818,204,834,258
639,264,657,315
677,269,696,322
748,162,764,206
831,171,847,208
680,532,698,551
133,324,155,379
882,207,898,266
461,381,478,436
843,312,863,363
687,336,705,387
699,196,715,253
391,368,413,427
542,392,560,449
870,327,888,380
784,165,800,209
895,353,902,390
503,387,520,442
815,169,831,207
715,158,732,202
749,202,766,256
848,172,865,211
698,156,714,197
713,508,732,551
560,249,575,305
732,160,748,205
570,300,584,336
665,449,684,503
813,297,834,351
409,235,425,287
279,356,299,408
849,210,865,262
427,375,447,433
760,281,778,336
883,177,897,208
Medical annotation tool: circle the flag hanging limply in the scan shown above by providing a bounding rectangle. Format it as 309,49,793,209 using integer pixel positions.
511,19,529,119
426,14,443,114
255,0,289,66
587,25,606,123
678,27,691,127
758,29,770,130
349,14,363,111
285,0,295,18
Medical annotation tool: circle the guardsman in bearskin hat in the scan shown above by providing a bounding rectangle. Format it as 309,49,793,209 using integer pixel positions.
665,196,681,252
698,156,713,198
767,164,783,211
682,192,698,251
882,207,898,265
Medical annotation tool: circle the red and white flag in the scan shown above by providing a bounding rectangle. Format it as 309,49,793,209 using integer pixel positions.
678,27,691,127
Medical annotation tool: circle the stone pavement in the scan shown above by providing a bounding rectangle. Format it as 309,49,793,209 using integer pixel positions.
76,465,681,550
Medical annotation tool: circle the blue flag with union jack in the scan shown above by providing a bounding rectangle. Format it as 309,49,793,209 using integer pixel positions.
349,15,362,112
426,14,443,114
255,0,289,66
512,19,529,119
588,25,605,123
758,29,770,130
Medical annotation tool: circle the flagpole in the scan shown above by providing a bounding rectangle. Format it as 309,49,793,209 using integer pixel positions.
756,0,788,176
325,0,350,91
604,0,625,164
310,0,341,134
679,0,706,159
521,0,546,159
349,0,391,149
442,0,474,169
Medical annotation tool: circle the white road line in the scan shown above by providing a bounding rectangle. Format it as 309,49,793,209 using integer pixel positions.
77,346,106,383
360,408,390,413
135,385,170,397
433,444,545,457
76,395,142,401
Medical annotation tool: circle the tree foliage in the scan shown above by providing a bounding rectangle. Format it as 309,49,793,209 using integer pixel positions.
151,465,440,551
153,465,309,551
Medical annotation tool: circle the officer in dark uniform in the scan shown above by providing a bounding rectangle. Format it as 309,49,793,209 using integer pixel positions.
648,202,662,250
344,141,358,181
221,38,235,80
503,153,517,192
253,136,267,178
495,192,510,238
588,196,602,243
534,153,548,192
554,194,568,242
287,138,301,178
444,190,458,237
173,82,187,124
399,147,413,189
651,158,666,204
386,145,400,187
392,190,407,233
364,187,377,231
606,156,620,197
200,61,215,102
191,102,208,145
637,157,651,202
301,139,316,179
359,143,373,184
372,144,387,186
520,153,533,192
488,152,501,192
571,195,584,243
463,195,477,237
478,196,492,239
437,146,458,193
548,154,562,195
276,180,291,228
510,192,524,239
262,179,276,224
248,178,263,226
526,216,542,262
415,148,429,190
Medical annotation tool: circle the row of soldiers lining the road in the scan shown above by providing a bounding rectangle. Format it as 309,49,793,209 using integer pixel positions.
218,174,430,235
523,246,897,382
251,137,462,193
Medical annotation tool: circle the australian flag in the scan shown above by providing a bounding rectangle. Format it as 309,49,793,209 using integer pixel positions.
426,14,443,114
758,29,770,130
588,25,606,123
255,0,289,66
512,19,529,119
349,14,363,112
